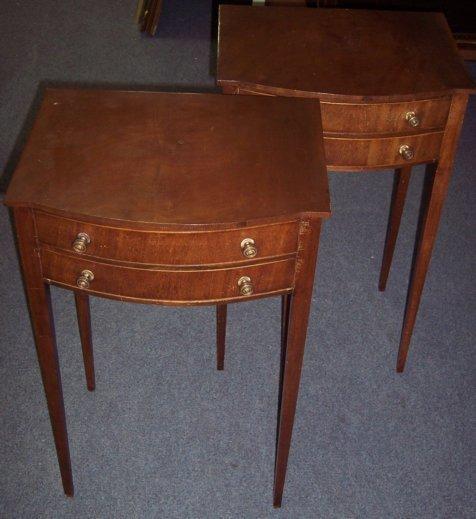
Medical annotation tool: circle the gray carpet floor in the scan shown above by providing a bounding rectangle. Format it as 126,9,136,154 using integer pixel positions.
0,1,475,517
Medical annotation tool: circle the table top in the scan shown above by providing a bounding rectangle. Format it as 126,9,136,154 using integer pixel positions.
217,6,476,102
5,89,330,228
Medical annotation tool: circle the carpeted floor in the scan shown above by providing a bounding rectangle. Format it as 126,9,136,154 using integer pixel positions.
0,1,475,518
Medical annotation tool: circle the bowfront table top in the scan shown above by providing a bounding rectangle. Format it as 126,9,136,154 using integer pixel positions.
217,6,475,101
6,88,329,506
5,88,329,226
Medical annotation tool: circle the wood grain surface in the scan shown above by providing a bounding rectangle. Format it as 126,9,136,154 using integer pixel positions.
218,6,476,101
5,89,330,226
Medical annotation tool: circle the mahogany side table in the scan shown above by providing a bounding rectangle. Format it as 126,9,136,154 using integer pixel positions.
217,6,476,371
5,89,330,507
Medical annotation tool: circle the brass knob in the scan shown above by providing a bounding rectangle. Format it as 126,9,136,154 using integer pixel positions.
399,144,415,161
240,238,257,259
77,270,94,289
238,276,253,296
72,233,90,253
405,111,420,128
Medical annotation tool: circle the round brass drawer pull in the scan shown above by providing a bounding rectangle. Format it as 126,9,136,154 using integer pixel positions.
238,276,253,296
240,238,257,259
72,232,91,253
399,144,415,161
405,111,420,128
77,270,94,289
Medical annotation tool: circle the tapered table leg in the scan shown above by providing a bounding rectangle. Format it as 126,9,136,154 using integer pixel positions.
74,293,95,391
397,165,450,372
396,94,468,372
216,304,227,370
276,293,291,457
379,166,412,291
14,208,74,496
274,220,322,507
280,294,291,354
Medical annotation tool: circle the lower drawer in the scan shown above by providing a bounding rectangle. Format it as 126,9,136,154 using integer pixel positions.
324,131,443,170
40,249,295,304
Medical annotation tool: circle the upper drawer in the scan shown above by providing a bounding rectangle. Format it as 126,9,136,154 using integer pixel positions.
229,88,451,136
34,212,299,267
40,249,295,305
320,98,451,135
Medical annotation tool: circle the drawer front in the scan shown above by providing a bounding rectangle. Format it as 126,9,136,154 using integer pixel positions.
321,98,451,135
229,87,450,136
40,249,296,304
35,212,299,266
324,132,444,169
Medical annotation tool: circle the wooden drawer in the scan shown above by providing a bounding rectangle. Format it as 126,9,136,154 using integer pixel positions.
320,98,451,135
40,249,296,305
324,131,444,170
230,87,450,135
34,212,299,266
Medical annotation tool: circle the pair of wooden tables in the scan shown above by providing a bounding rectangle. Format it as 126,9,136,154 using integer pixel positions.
5,6,474,508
